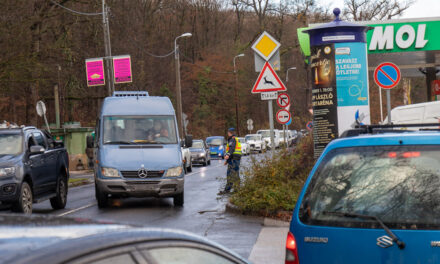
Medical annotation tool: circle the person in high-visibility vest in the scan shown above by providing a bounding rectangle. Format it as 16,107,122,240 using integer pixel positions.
219,127,242,194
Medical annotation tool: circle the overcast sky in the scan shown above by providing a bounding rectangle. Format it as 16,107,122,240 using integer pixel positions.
323,0,440,19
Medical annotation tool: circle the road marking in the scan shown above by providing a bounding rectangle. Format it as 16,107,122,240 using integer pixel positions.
57,202,96,217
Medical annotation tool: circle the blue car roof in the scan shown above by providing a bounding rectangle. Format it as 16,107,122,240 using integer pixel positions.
325,131,440,152
206,136,224,139
101,96,175,116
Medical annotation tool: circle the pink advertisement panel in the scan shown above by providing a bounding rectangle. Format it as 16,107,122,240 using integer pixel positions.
113,55,132,84
85,58,105,87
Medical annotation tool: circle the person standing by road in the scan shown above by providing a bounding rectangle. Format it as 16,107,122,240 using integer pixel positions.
219,127,242,194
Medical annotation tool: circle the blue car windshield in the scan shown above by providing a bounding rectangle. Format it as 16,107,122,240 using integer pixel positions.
300,145,440,230
207,138,223,146
191,141,204,149
103,116,178,144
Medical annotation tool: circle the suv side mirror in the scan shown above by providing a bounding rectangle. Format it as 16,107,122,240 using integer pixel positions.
86,135,94,148
30,145,45,155
185,135,193,148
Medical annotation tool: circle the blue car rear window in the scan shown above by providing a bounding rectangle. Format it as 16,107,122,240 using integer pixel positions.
299,145,440,230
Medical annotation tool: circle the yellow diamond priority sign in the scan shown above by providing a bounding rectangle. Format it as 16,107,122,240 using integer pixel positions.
252,31,281,61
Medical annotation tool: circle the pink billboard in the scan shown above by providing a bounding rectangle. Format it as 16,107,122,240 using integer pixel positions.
85,58,105,87
113,55,132,84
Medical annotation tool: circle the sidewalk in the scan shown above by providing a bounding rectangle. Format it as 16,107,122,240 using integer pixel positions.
68,170,94,187
249,218,289,264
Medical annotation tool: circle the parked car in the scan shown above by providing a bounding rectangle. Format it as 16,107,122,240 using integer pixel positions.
206,136,226,159
383,100,440,125
0,214,250,264
257,129,281,149
236,137,250,155
287,124,440,264
0,126,69,214
290,130,299,144
88,91,192,208
245,134,266,153
189,140,211,166
279,130,293,147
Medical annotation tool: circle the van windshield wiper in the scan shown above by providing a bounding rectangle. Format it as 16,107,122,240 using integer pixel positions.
323,211,405,249
104,141,137,145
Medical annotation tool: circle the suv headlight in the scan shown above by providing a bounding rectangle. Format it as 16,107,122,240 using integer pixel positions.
101,167,119,177
0,167,15,177
165,166,183,177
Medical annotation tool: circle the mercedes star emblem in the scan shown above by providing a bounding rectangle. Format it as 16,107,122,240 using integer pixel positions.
138,168,148,178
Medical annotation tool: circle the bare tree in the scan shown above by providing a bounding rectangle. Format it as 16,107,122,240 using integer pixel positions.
343,0,415,21
237,0,274,30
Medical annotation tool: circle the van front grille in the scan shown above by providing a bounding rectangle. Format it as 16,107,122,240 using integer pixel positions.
121,170,164,178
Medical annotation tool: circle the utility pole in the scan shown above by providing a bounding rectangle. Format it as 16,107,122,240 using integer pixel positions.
233,54,245,136
174,33,192,139
102,0,114,96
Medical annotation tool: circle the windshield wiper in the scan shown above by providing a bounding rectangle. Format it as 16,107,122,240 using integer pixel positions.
104,141,137,145
323,211,405,249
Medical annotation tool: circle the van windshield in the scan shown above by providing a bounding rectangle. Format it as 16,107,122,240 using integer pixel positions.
258,131,270,138
103,116,177,144
300,145,440,230
245,135,259,141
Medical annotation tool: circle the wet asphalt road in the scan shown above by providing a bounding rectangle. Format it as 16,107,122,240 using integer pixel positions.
32,157,263,259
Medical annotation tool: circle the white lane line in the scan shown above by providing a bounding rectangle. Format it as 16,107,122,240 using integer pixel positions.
57,202,96,217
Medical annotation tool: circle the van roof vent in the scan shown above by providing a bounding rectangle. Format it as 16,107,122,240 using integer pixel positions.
113,91,149,97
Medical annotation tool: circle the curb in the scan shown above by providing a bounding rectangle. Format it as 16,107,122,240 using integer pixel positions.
263,217,290,227
225,201,242,214
68,178,92,188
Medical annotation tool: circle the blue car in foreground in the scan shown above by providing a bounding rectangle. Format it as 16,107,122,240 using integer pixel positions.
206,136,225,159
287,124,440,264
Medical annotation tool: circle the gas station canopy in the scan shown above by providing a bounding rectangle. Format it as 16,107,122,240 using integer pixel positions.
298,17,440,77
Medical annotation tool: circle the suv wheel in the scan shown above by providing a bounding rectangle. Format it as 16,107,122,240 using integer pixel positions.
12,182,32,214
50,174,68,210
173,191,184,206
95,184,108,208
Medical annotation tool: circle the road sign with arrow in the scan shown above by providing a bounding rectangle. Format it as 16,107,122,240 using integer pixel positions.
277,93,290,108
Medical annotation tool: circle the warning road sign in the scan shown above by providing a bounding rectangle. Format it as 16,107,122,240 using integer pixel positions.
276,109,291,124
374,62,401,89
252,62,287,94
277,93,290,108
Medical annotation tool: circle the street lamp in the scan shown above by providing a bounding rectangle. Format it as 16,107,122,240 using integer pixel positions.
174,32,192,139
233,53,245,136
286,67,297,82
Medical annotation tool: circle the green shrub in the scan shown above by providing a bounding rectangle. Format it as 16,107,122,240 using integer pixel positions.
230,135,314,216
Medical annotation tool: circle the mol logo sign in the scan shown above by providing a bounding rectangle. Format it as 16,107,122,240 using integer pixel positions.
367,20,440,53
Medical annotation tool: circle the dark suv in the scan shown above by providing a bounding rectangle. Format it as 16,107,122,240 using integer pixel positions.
0,126,69,213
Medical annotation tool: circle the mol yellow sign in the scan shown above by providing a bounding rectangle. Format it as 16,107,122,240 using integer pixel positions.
252,31,281,61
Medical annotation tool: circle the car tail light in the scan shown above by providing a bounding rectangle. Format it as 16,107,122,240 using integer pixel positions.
285,232,299,264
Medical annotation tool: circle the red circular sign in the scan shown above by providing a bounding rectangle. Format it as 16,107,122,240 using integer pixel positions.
276,109,291,125
374,62,401,90
277,93,290,108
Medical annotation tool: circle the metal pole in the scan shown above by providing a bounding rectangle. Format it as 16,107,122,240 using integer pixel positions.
379,86,383,123
233,60,240,136
175,44,184,139
54,84,60,129
283,124,286,147
102,0,114,96
268,100,275,153
386,89,392,124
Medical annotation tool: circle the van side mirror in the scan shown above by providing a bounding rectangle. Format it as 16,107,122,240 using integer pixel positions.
86,135,94,148
185,135,193,148
30,145,45,155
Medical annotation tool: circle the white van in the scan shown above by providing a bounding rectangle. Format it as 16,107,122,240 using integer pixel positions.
383,101,440,125
256,129,281,149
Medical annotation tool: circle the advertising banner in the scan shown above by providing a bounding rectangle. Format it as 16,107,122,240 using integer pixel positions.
310,44,338,158
113,55,132,84
85,58,105,87
335,42,370,135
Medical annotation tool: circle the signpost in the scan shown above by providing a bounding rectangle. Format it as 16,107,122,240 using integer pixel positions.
252,62,287,93
113,55,133,84
36,100,50,133
374,62,401,124
247,119,254,133
85,58,105,87
277,93,290,108
306,121,313,131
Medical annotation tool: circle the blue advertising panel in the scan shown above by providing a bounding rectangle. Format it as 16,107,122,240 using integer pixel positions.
335,42,369,107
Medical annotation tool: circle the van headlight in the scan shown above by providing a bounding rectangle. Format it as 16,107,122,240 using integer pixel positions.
165,166,183,177
0,167,15,177
101,167,119,177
